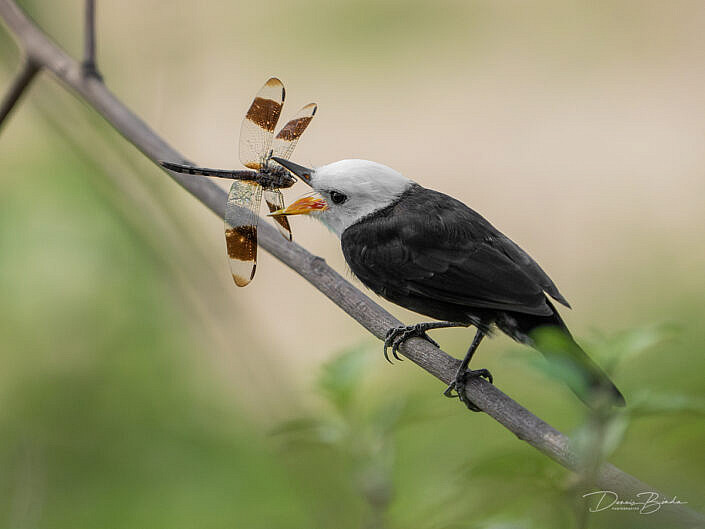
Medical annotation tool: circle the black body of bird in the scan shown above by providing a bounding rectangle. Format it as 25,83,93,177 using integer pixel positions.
343,184,624,407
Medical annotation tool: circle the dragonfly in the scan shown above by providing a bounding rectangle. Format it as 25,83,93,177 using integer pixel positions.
161,77,317,286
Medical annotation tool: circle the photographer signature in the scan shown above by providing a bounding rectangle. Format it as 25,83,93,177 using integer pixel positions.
583,491,688,515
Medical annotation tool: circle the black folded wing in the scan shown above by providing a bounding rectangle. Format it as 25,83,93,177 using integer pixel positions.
342,186,569,317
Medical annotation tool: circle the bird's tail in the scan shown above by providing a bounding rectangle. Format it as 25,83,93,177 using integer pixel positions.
504,302,626,408
544,330,626,408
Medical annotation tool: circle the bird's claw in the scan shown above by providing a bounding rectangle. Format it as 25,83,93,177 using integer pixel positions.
383,324,440,363
443,368,493,412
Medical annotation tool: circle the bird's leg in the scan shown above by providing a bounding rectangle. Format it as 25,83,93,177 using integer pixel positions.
383,321,469,362
443,329,492,412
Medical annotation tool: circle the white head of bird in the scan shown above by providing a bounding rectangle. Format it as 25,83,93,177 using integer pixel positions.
270,158,413,237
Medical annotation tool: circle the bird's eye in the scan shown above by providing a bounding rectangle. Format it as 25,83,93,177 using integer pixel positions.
329,191,347,205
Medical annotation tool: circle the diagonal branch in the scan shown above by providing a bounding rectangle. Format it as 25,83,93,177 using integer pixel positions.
0,2,702,526
0,56,39,131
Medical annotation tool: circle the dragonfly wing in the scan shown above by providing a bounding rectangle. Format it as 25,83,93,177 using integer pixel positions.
263,188,292,241
225,181,262,287
271,103,317,161
239,78,285,170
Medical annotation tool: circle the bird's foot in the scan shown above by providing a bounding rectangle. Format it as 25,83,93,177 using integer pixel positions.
383,323,440,363
443,368,493,412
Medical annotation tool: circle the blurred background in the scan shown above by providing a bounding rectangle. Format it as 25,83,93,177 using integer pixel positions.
1,1,704,528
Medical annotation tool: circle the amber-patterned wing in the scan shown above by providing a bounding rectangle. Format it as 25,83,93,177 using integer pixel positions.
271,103,317,162
224,181,263,287
239,78,285,170
263,188,292,241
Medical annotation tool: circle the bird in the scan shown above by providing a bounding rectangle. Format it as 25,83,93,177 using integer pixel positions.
270,157,625,410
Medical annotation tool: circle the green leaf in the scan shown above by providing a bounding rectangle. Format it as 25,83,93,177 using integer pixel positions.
590,323,679,370
270,416,348,446
317,344,373,412
628,391,705,417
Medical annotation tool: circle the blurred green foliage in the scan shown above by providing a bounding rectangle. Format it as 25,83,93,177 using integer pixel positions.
2,2,705,528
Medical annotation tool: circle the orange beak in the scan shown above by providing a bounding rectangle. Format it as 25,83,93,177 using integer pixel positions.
268,195,328,217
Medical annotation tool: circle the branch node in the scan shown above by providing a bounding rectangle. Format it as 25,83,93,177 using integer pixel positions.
309,255,327,272
81,60,103,81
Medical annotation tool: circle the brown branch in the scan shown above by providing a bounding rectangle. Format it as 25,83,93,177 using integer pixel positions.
81,0,101,79
0,56,38,131
0,2,702,526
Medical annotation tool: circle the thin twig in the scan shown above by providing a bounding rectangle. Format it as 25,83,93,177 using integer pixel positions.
0,57,38,131
81,0,101,79
0,2,703,526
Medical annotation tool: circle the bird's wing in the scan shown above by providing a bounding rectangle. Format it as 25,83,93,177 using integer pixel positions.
488,235,570,308
342,188,568,316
